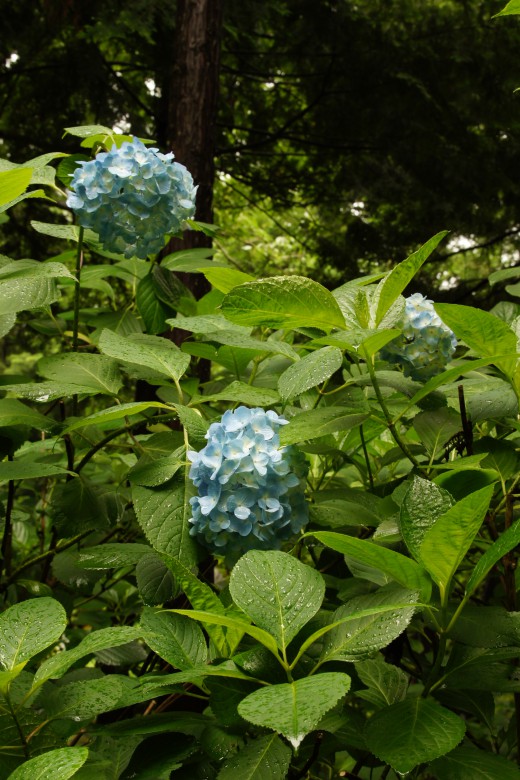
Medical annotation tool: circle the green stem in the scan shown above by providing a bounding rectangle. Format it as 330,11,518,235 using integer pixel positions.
75,413,178,473
423,630,448,697
71,227,84,417
359,425,374,490
0,456,15,580
365,353,426,475
5,693,29,759
72,227,84,353
1,531,92,591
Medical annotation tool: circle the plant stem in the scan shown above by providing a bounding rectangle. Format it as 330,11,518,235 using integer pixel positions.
0,531,92,591
0,456,15,580
75,412,177,473
71,226,84,417
502,492,520,765
359,424,374,490
72,227,84,354
365,354,426,475
5,693,29,759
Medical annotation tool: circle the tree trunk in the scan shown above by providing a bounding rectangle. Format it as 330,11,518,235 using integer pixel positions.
162,0,224,294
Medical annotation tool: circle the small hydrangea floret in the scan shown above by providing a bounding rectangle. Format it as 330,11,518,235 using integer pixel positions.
66,137,197,259
188,407,309,556
380,293,457,381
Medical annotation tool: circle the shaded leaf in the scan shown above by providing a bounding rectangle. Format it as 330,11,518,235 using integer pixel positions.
217,734,292,780
365,697,466,774
140,608,207,670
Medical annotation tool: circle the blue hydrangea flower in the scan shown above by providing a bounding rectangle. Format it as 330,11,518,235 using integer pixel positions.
66,137,197,259
380,293,457,381
188,407,309,557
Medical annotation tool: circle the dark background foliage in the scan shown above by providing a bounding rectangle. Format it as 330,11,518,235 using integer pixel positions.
1,0,520,297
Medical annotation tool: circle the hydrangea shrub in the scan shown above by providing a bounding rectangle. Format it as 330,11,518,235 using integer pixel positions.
66,136,197,258
380,292,457,380
188,407,309,556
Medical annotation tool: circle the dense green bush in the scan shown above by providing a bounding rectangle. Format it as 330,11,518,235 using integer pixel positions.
0,124,519,780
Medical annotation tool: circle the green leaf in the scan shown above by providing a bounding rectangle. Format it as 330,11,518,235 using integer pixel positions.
202,267,255,292
0,259,75,281
132,469,199,567
78,543,153,570
0,274,60,313
0,398,56,431
420,485,495,593
403,356,518,413
435,303,518,377
140,608,207,670
160,247,218,271
165,557,244,657
221,276,346,331
0,461,72,482
43,677,125,720
279,407,369,445
51,477,111,533
291,602,424,670
365,696,466,774
195,380,279,407
63,401,171,433
172,403,209,447
173,609,279,658
30,220,82,242
356,656,408,708
0,381,105,402
229,550,325,653
0,597,67,672
277,346,343,401
319,585,418,664
6,747,89,780
238,672,351,749
64,124,114,138
0,168,32,206
136,553,177,605
0,312,15,338
170,313,249,335
400,477,454,563
198,329,299,360
374,232,448,325
429,745,520,779
309,531,432,600
494,0,520,16
412,408,463,459
98,329,190,382
465,520,520,597
136,274,170,334
128,453,183,487
38,353,122,395
33,627,142,687
217,734,292,780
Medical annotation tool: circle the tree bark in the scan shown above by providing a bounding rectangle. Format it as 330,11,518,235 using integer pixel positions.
162,0,224,286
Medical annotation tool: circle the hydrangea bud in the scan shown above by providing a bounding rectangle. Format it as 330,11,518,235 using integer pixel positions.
380,293,457,381
66,137,197,259
188,407,309,557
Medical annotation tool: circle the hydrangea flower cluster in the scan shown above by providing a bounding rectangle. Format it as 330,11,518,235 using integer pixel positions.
380,293,457,381
188,407,309,557
66,137,197,259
